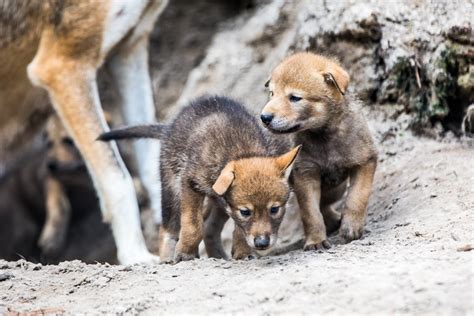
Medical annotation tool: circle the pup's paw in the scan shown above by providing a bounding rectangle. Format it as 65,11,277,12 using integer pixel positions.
232,252,256,260
205,242,229,260
339,215,364,242
159,255,174,264
38,230,66,257
231,246,255,260
174,252,198,263
207,248,229,260
303,240,331,251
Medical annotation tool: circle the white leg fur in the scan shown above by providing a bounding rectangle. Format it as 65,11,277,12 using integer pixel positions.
23,0,169,264
27,60,156,265
108,44,163,223
101,0,149,56
108,0,168,225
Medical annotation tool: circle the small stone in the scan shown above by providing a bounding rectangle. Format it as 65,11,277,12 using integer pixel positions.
457,244,473,252
0,272,14,282
119,265,133,272
212,292,225,298
32,264,42,271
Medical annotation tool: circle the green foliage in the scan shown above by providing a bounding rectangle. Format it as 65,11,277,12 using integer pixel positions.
392,46,462,129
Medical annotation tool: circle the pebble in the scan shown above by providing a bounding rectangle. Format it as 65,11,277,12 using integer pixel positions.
0,272,14,282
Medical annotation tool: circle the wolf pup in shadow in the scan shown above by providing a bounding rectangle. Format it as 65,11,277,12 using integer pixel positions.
100,96,301,262
261,53,377,250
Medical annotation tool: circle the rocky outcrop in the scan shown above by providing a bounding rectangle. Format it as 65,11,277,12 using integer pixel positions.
170,0,473,134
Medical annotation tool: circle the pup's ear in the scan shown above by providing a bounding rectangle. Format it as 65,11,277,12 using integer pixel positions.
212,161,235,196
275,145,302,179
323,65,350,96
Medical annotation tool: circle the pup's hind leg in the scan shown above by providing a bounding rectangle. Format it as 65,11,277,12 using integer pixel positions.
38,176,71,256
175,186,205,262
107,0,168,225
320,205,341,235
27,28,155,264
320,180,346,235
203,200,229,259
158,181,180,263
158,226,178,263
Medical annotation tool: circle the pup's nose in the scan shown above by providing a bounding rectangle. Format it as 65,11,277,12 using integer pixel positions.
47,160,58,172
260,113,274,125
254,235,270,249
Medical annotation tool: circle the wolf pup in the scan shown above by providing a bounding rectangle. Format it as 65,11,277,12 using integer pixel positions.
261,53,377,250
100,96,301,262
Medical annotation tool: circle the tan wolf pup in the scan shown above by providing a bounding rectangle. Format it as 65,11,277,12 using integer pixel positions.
261,53,377,250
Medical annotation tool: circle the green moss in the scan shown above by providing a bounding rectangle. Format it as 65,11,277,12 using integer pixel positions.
392,57,431,126
433,48,458,116
391,46,462,129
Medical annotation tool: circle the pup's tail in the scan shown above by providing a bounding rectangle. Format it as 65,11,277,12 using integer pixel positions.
98,124,166,141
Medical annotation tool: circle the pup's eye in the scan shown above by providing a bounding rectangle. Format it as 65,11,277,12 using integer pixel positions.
239,208,251,217
269,91,274,98
270,206,280,215
289,95,302,102
62,137,74,146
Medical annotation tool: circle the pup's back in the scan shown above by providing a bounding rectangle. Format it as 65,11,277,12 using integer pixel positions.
162,96,279,194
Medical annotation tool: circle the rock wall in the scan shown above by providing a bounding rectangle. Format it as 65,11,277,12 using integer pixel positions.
162,0,473,134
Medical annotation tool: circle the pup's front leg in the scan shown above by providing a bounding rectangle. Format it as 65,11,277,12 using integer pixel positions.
203,203,229,260
38,176,71,256
231,227,253,260
293,173,331,250
175,187,205,262
320,180,347,235
340,159,377,241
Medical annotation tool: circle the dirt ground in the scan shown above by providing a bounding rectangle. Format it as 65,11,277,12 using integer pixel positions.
1,107,472,315
1,1,473,314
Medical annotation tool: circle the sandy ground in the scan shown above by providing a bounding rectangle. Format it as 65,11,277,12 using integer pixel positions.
1,108,473,315
1,1,473,314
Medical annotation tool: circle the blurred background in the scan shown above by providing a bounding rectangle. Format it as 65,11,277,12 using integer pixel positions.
0,0,472,264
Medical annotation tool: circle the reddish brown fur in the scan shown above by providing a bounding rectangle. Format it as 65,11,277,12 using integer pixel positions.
172,150,300,262
261,52,377,249
101,96,299,262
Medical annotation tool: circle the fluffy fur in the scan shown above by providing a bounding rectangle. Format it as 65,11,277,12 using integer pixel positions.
101,96,300,262
261,52,377,250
